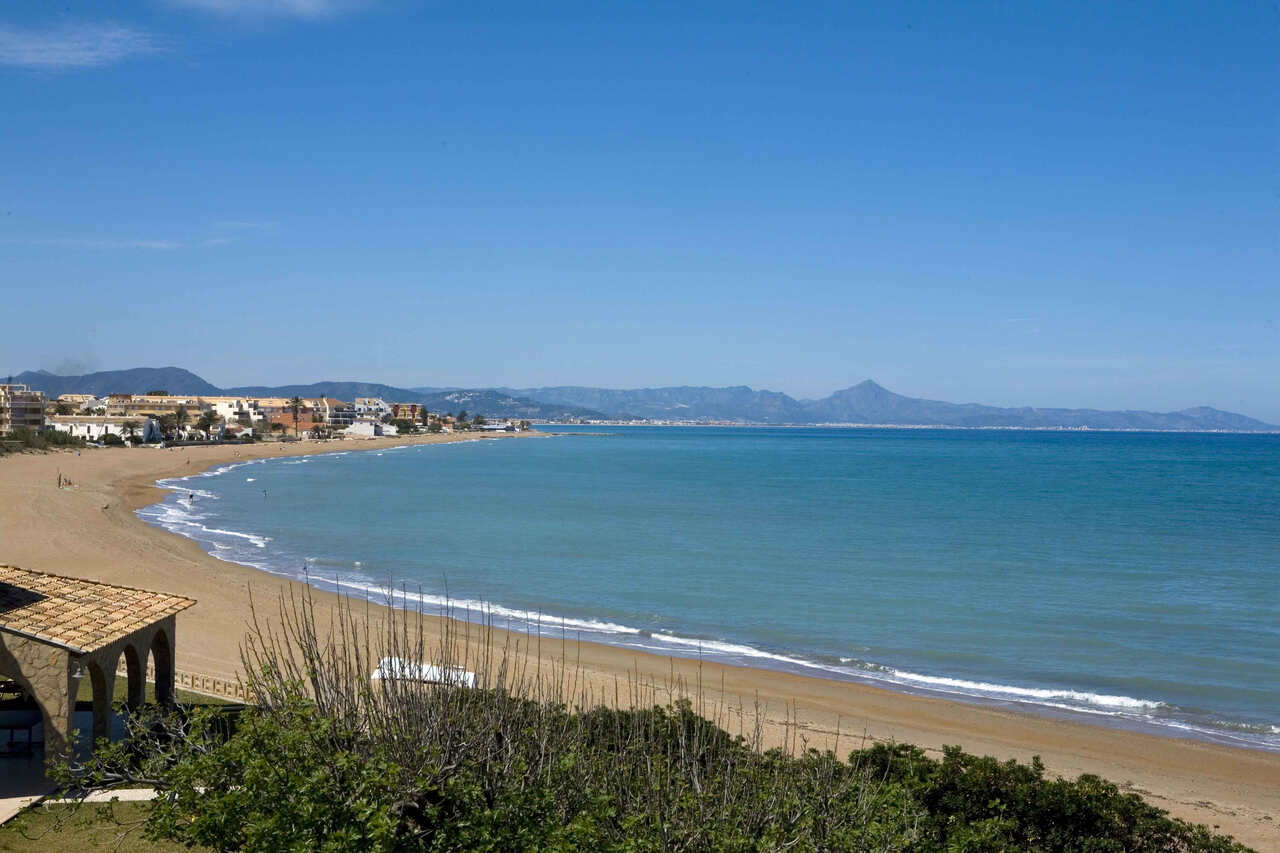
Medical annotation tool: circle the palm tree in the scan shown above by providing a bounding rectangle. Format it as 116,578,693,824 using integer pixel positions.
175,405,190,438
289,397,304,437
122,419,140,443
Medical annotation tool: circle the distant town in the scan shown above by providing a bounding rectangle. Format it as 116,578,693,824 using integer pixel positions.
0,382,530,447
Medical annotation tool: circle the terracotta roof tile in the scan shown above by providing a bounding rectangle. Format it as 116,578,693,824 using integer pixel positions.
0,566,196,654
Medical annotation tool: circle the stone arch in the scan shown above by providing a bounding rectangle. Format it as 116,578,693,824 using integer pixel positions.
149,628,174,705
86,658,114,742
119,643,144,709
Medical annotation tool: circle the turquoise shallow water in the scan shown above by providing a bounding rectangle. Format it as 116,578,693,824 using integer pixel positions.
140,427,1280,750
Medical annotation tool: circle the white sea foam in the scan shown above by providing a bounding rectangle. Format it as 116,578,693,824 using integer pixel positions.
325,577,643,637
875,670,1163,711
305,577,1167,720
246,478,255,482
140,496,271,549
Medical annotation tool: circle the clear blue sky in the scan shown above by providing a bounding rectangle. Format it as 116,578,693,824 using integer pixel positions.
2,1,1276,418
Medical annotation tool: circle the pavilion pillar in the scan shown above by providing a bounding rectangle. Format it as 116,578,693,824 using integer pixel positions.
87,660,115,743
152,619,176,705
38,650,77,769
123,644,144,709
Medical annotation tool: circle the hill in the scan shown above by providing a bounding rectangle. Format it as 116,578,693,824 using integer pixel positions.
503,385,810,423
11,369,607,421
803,380,1277,431
506,381,1276,430
9,367,222,398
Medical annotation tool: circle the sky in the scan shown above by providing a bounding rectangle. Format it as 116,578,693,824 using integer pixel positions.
1,1,1277,419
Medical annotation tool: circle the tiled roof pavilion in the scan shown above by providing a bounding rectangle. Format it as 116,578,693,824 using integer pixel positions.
0,565,194,654
0,565,195,767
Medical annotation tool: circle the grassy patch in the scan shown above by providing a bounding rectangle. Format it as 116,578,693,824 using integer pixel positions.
0,802,200,852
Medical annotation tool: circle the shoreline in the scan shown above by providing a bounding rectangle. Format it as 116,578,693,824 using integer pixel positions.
543,422,1280,435
1,437,1277,847
144,451,1277,755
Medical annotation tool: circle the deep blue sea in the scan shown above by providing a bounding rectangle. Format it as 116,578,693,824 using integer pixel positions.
139,427,1280,751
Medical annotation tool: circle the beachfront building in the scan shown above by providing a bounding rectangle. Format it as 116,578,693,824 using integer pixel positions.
247,397,294,425
203,396,254,425
315,398,356,429
55,394,99,412
45,415,160,443
390,402,424,423
354,397,392,418
104,394,206,419
344,418,394,437
0,565,195,769
0,384,46,433
268,405,325,437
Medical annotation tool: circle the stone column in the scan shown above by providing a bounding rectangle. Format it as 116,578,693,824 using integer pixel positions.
123,644,144,709
0,637,77,769
87,659,115,743
152,619,176,705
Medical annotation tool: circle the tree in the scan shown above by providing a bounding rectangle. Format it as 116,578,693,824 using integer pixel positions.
196,411,218,437
289,396,304,437
175,405,190,437
54,402,74,416
146,389,169,396
121,420,140,443
472,414,487,426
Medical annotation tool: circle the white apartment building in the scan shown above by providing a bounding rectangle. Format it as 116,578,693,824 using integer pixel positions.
46,416,162,442
354,397,392,418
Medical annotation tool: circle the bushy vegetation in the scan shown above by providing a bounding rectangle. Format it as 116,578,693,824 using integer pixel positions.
0,427,84,452
56,590,1250,852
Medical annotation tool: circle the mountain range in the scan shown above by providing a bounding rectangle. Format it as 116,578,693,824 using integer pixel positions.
502,382,1276,430
8,368,1275,431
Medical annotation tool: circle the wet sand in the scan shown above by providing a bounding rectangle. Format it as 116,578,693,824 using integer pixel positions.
0,436,1276,849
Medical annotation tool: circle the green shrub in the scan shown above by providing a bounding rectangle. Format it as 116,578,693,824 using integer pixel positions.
2,427,85,451
56,591,1251,853
853,742,1249,852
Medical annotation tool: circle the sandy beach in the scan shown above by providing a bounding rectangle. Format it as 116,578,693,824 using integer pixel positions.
0,436,1276,849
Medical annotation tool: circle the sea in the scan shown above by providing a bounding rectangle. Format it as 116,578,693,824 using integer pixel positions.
137,426,1280,751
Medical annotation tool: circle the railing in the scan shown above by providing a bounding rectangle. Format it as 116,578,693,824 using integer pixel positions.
116,661,255,703
176,671,254,702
